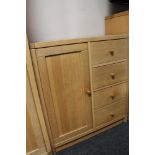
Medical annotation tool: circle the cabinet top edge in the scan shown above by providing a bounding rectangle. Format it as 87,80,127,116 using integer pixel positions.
29,34,129,49
105,10,129,20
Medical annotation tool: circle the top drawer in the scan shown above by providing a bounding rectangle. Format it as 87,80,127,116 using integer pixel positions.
90,39,128,65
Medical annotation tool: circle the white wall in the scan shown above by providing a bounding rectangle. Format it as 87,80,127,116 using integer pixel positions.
27,0,113,43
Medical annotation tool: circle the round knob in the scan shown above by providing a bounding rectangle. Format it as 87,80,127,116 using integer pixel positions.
110,113,114,117
110,95,115,100
110,73,115,79
109,51,114,56
86,90,91,96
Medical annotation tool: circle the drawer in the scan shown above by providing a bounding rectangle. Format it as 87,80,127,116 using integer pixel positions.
95,101,126,127
90,39,128,65
92,61,128,89
94,83,127,110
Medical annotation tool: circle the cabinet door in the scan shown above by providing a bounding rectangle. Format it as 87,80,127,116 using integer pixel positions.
35,44,93,147
26,73,48,155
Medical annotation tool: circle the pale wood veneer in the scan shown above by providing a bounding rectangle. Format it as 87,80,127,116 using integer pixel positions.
26,38,51,155
29,34,129,151
94,82,128,110
105,11,129,35
90,39,128,65
92,61,128,90
33,44,93,147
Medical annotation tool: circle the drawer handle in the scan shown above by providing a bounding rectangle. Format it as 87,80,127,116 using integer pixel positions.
110,95,115,100
109,51,114,56
86,90,91,96
110,73,115,79
110,113,115,118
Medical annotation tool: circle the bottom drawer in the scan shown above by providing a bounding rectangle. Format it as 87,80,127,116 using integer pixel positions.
95,101,126,127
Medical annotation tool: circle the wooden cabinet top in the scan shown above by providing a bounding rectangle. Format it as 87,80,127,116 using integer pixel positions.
105,11,129,20
30,34,129,49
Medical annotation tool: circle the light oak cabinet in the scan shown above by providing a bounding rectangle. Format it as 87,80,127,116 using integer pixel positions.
30,34,128,151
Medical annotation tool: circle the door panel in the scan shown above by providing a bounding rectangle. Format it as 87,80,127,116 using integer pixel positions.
36,44,93,146
46,53,87,134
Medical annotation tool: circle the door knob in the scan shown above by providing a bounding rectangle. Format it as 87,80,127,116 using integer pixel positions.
86,90,91,96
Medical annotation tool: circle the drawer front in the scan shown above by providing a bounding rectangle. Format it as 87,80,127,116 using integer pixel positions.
90,39,128,65
94,83,127,110
92,61,128,89
95,101,126,127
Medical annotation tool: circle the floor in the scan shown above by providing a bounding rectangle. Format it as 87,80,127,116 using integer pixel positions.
56,122,129,155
